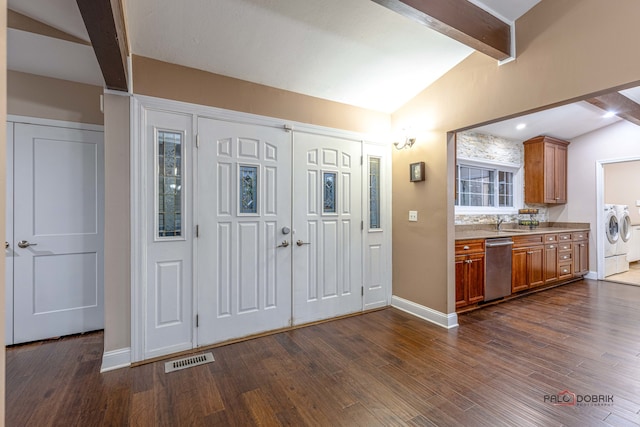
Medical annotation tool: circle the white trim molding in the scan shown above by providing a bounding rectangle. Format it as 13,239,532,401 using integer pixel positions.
7,115,104,132
100,347,131,373
391,296,459,329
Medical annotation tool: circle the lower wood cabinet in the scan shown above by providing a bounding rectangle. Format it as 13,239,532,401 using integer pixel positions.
573,237,589,276
456,231,589,312
544,242,559,283
512,245,544,292
455,240,485,309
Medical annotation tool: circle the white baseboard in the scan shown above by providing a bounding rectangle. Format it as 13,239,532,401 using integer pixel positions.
585,271,597,280
100,347,131,372
391,295,459,329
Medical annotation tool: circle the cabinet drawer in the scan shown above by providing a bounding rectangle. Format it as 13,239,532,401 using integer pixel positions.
558,233,572,241
559,242,572,252
559,263,572,279
455,240,485,255
544,234,558,243
572,231,589,241
558,252,572,262
513,234,544,248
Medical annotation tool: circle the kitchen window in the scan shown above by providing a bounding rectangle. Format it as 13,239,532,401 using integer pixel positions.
455,158,522,214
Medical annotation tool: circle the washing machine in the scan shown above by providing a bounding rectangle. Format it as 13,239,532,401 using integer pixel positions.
615,204,631,273
604,204,619,277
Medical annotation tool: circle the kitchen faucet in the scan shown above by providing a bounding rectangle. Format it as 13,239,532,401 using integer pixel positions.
496,217,504,231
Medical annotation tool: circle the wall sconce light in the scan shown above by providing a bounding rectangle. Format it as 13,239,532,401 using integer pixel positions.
393,136,416,150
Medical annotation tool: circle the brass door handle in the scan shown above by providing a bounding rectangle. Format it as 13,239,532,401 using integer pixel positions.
18,240,38,248
296,240,311,246
276,240,289,248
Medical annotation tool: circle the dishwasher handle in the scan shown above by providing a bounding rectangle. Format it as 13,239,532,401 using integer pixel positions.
485,241,514,248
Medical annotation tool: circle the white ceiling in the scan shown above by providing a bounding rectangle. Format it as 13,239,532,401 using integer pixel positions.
10,0,640,141
7,28,104,86
7,0,539,113
7,0,103,85
126,0,478,113
470,86,640,141
8,0,89,41
470,101,622,141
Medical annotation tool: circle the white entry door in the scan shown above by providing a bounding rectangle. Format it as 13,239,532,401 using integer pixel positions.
197,118,292,346
292,132,362,324
12,123,104,344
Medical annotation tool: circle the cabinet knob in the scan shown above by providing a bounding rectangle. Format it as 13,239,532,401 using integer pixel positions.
463,245,470,250
549,245,554,249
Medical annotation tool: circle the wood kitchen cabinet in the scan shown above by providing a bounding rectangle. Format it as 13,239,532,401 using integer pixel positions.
572,232,589,276
512,234,544,292
512,245,544,292
455,240,485,309
544,240,559,284
524,136,570,204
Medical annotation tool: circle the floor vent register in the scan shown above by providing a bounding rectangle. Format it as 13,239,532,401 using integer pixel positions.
164,352,214,373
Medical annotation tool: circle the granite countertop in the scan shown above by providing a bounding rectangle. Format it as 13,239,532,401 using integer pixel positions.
455,223,590,241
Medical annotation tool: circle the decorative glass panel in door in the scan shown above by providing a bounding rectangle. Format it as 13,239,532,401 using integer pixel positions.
157,130,183,238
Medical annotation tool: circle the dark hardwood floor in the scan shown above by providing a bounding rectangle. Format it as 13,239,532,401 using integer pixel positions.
6,279,640,426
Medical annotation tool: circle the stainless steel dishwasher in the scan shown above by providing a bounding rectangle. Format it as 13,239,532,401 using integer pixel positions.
484,237,513,301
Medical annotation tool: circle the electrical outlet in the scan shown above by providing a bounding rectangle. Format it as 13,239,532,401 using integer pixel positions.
409,210,418,222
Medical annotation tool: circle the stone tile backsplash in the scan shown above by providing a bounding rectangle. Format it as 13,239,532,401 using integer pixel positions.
457,131,522,164
455,131,548,225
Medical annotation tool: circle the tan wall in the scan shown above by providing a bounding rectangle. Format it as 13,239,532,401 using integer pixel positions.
391,0,640,314
103,94,131,353
1,2,7,423
605,160,640,225
8,71,103,125
132,55,390,135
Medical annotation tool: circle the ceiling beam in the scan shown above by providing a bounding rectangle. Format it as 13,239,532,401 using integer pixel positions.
371,0,511,60
586,92,640,127
76,0,129,91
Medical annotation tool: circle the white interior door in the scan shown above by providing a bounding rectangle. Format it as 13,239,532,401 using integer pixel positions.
5,123,14,344
197,118,292,346
292,132,362,324
13,123,104,344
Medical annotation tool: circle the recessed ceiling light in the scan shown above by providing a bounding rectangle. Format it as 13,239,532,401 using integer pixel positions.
516,123,526,130
603,111,616,118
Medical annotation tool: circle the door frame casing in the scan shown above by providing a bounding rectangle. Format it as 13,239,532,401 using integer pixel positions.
130,95,392,363
595,156,640,280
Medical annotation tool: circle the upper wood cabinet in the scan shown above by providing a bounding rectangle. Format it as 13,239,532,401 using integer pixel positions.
524,136,570,204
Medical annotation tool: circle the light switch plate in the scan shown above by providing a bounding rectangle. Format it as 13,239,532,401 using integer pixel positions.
636,200,640,207
409,210,418,222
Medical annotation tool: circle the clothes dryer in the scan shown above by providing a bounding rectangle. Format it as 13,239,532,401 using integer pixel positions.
615,204,631,273
604,204,619,277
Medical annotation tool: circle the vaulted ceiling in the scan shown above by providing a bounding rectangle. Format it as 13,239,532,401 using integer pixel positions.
8,0,540,113
8,0,640,140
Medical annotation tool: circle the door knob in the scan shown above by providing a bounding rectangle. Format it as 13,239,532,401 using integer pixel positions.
4,241,8,249
296,240,311,246
17,240,37,248
276,240,289,248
